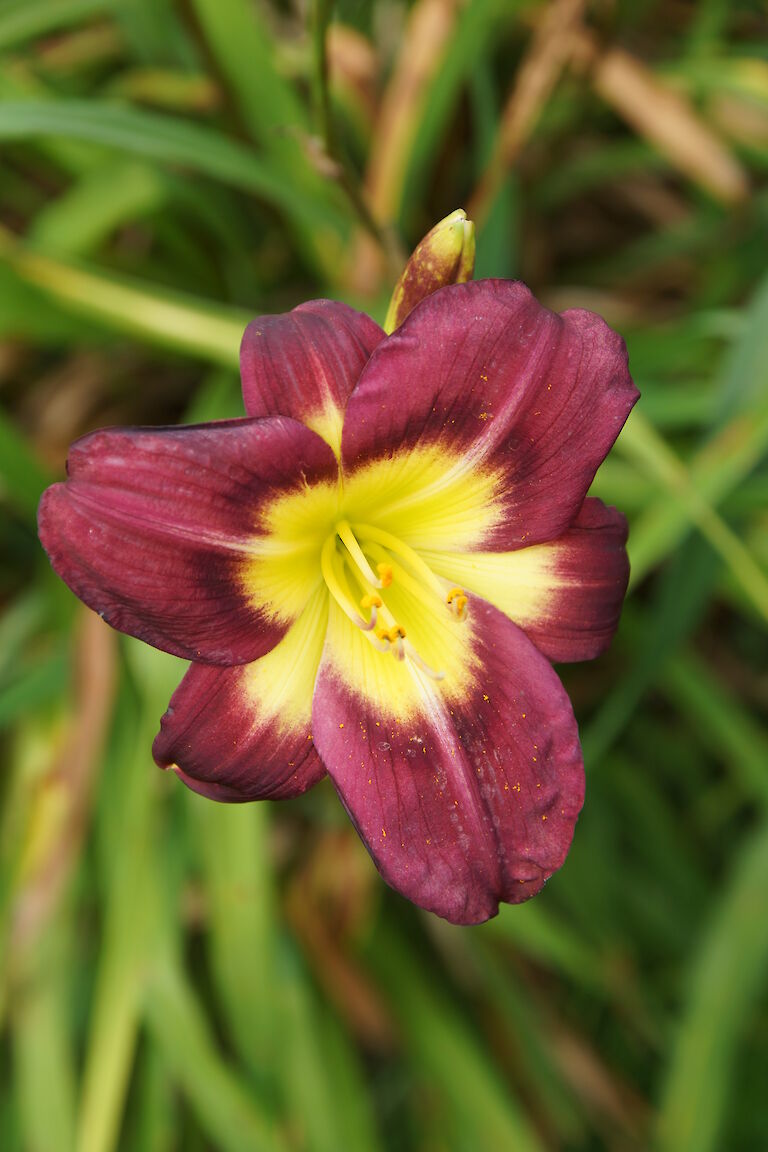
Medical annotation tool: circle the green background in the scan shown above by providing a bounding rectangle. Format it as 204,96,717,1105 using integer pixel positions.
1,1,767,1149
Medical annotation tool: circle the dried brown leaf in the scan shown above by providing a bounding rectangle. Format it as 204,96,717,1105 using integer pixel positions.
579,35,749,204
469,0,587,223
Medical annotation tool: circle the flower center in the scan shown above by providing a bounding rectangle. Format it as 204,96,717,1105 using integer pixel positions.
320,520,467,680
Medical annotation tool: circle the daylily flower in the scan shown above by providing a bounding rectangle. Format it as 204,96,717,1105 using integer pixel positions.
38,279,637,925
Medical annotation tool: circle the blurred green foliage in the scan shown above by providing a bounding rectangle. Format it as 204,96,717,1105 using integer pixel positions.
1,1,768,1150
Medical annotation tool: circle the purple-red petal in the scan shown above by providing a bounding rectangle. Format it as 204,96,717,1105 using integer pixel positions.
153,588,329,799
342,279,638,551
153,662,325,801
424,497,630,664
240,300,384,441
312,596,584,925
521,499,629,662
38,417,337,664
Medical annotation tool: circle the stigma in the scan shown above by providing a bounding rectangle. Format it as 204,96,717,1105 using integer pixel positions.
320,521,468,682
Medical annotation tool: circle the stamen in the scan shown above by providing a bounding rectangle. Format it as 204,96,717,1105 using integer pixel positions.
359,593,382,632
375,624,406,644
320,534,368,628
367,631,390,652
322,532,422,671
446,586,469,620
365,542,422,600
380,625,406,661
405,644,446,681
352,522,446,599
320,525,454,683
359,607,377,632
336,520,384,588
377,562,393,587
366,540,468,625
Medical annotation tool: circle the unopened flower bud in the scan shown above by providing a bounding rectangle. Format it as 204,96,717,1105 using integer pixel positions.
384,209,475,333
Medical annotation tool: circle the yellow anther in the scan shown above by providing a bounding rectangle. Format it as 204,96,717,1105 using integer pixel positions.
377,562,393,588
354,522,446,600
358,592,380,632
375,624,406,645
445,586,468,620
321,521,459,679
